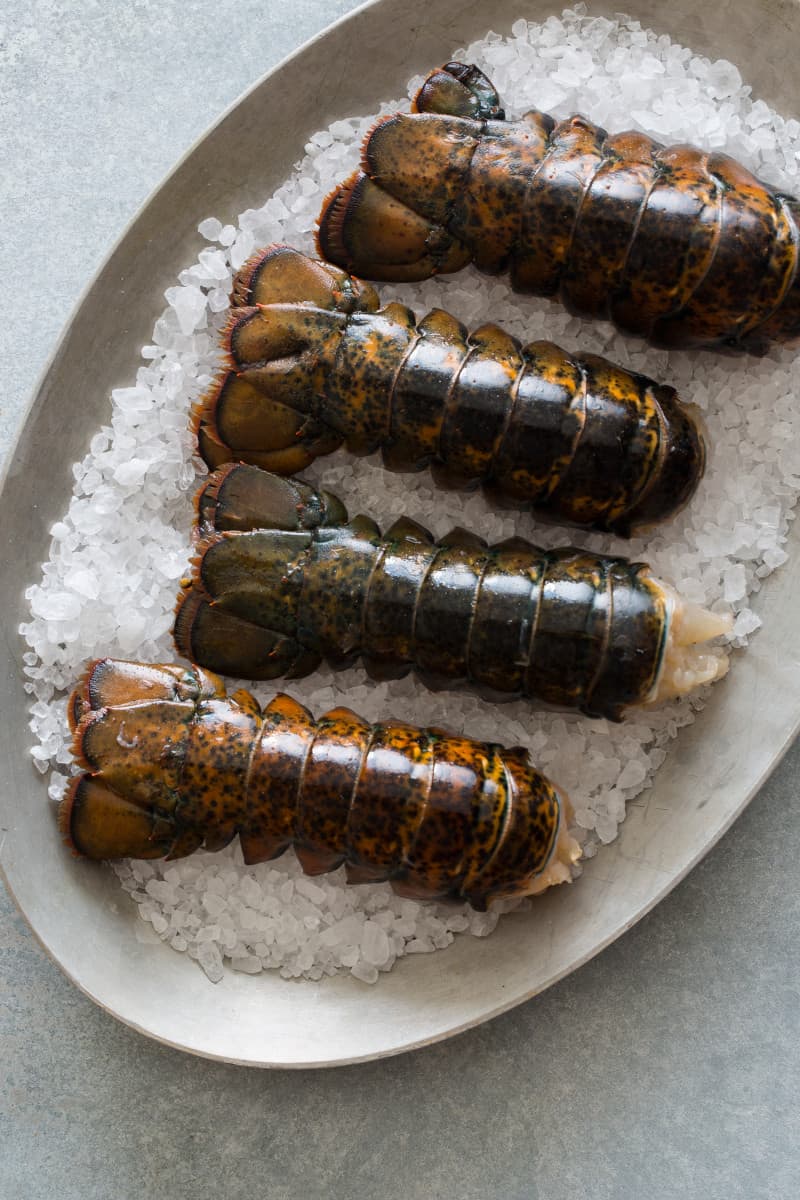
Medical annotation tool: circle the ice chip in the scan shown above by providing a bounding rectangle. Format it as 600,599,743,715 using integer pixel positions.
361,920,391,966
198,217,223,241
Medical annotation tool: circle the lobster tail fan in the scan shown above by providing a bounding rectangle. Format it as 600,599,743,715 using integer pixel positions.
195,465,348,536
412,61,505,120
232,242,381,313
68,657,216,733
173,586,321,681
360,113,481,224
317,169,471,282
192,370,338,475
59,776,174,860
224,304,306,364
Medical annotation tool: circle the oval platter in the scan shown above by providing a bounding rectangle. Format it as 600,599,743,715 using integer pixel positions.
2,0,800,1067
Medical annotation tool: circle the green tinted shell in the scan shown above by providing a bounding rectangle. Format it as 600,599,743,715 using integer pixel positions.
174,466,669,721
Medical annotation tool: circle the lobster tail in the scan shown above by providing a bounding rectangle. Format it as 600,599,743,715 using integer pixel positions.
173,468,730,719
316,62,800,353
60,660,580,908
199,246,704,531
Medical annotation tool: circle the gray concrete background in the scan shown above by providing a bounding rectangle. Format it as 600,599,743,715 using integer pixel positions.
1,2,798,1197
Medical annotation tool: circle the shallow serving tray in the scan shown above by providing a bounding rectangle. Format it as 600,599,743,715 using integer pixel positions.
2,0,800,1068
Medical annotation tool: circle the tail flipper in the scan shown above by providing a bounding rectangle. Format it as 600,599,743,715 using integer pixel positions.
195,465,347,536
232,242,380,312
173,586,321,681
317,169,471,281
412,61,505,120
194,242,380,471
192,369,341,474
60,775,179,860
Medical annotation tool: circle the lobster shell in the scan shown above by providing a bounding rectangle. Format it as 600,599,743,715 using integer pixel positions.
317,62,800,354
193,244,705,535
62,658,580,910
173,466,730,721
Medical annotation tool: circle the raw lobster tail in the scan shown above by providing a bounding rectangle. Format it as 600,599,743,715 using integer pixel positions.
318,61,800,353
173,464,732,720
193,244,705,534
62,658,581,909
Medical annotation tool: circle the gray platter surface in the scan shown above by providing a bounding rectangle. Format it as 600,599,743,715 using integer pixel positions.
1,0,798,1066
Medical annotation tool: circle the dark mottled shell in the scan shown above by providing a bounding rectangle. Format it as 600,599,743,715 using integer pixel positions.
196,246,704,536
317,62,800,354
63,659,564,909
174,466,669,721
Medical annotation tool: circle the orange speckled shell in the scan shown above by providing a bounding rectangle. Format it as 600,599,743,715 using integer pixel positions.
62,660,564,911
317,62,800,354
194,244,704,536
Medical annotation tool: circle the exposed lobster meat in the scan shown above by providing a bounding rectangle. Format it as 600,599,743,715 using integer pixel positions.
194,244,705,536
62,658,581,910
318,62,800,354
173,465,731,721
